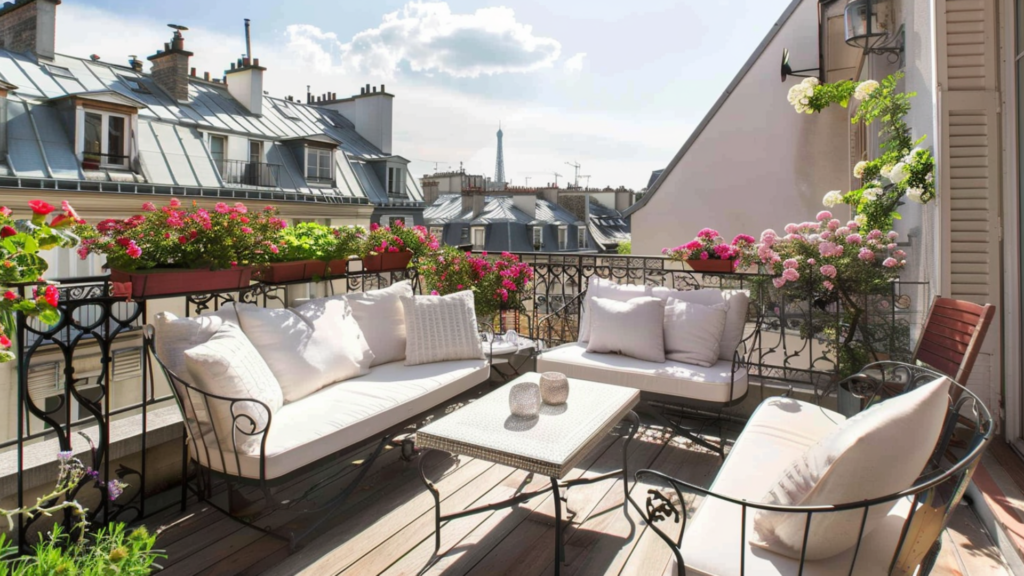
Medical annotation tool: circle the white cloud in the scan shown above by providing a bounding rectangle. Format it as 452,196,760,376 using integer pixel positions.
563,52,586,73
285,2,562,79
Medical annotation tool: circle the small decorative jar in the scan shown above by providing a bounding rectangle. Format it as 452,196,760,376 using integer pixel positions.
509,381,542,418
540,372,570,405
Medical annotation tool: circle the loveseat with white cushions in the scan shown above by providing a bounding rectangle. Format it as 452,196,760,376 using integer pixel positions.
537,277,759,455
146,281,490,542
633,362,994,576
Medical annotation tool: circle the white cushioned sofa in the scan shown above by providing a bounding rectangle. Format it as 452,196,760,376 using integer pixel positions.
148,280,490,497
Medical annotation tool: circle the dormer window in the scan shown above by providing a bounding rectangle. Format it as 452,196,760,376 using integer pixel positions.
83,111,128,168
117,74,151,95
44,63,75,79
306,147,333,184
388,166,404,196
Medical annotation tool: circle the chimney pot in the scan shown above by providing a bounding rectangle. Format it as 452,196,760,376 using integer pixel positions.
253,58,259,66
242,57,250,66
164,42,170,51
190,67,196,77
372,86,377,93
365,83,370,93
230,62,235,70
381,84,385,93
203,71,210,81
360,87,365,95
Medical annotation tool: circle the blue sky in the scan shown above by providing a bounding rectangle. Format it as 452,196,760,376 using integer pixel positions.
61,0,794,189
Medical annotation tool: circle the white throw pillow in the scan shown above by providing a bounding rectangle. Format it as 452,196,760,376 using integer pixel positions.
579,278,652,343
586,296,666,363
752,376,951,560
236,301,374,403
314,280,413,366
663,298,728,367
184,323,284,455
401,290,484,366
652,288,749,361
151,307,239,378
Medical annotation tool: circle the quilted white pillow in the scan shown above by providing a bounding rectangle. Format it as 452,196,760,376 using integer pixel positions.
752,376,951,560
401,290,484,366
663,298,728,367
586,296,666,363
184,323,284,455
579,277,651,343
652,288,749,361
315,280,413,366
236,300,374,403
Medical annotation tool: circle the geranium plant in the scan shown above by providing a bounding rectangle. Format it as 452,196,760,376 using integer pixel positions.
662,228,757,270
417,246,535,321
1,200,84,363
360,221,439,262
75,199,287,272
755,210,908,377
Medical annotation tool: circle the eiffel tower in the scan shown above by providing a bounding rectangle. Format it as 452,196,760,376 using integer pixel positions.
494,123,505,185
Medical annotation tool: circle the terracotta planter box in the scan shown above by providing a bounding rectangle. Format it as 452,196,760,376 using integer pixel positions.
109,267,253,299
258,260,328,283
686,259,735,273
324,259,349,277
361,251,413,272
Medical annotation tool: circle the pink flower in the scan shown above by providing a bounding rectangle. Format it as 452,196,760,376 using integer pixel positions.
847,220,859,230
782,268,799,282
823,280,834,291
820,264,837,278
887,231,899,240
827,219,841,231
457,284,463,289
760,229,777,245
28,200,55,215
783,258,798,270
215,202,230,214
868,229,883,240
126,241,142,259
893,249,906,258
883,257,898,268
858,248,875,261
772,277,787,288
845,233,862,244
732,234,756,245
234,202,248,214
0,206,10,217
178,235,188,244
430,290,439,296
370,223,380,231
0,334,10,349
820,230,831,240
241,227,253,234
807,258,816,265
784,223,798,234
816,211,832,222
141,202,157,212
836,227,850,237
269,244,279,254
697,228,719,240
700,251,709,260
169,197,182,208
887,243,897,250
818,242,838,257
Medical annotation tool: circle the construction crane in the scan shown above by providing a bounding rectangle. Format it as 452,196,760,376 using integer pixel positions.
553,172,563,187
565,161,581,188
580,175,591,188
524,176,531,187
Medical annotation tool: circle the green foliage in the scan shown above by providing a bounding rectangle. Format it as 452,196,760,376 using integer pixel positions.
273,222,350,262
0,524,162,576
809,80,858,112
616,241,631,255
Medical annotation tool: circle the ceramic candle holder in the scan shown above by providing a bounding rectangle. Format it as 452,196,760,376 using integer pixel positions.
509,381,542,418
540,372,570,405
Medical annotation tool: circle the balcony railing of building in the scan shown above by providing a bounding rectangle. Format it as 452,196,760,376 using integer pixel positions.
217,159,281,188
2,253,925,550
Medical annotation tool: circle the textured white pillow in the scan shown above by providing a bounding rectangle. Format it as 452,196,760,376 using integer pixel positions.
586,296,666,363
316,280,413,366
579,277,651,343
752,376,951,560
184,323,284,455
663,298,728,367
236,301,374,403
152,307,239,378
652,288,749,361
401,290,484,366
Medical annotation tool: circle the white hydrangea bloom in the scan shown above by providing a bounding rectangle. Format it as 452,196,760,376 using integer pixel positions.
854,79,880,100
906,187,924,203
880,164,893,181
854,214,868,228
861,187,882,202
888,162,908,183
853,161,868,179
822,190,844,208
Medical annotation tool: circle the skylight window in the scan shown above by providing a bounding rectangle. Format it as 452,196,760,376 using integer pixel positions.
43,64,75,79
117,74,150,94
273,100,301,121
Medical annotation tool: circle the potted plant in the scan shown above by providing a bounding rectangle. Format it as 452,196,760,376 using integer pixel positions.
416,247,534,325
327,225,364,276
663,228,757,272
76,199,285,299
1,200,83,363
358,221,439,272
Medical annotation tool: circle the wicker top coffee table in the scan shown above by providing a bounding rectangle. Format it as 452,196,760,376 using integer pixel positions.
415,373,640,575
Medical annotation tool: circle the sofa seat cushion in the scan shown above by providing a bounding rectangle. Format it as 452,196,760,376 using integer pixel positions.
677,397,910,575
537,343,746,403
194,358,489,480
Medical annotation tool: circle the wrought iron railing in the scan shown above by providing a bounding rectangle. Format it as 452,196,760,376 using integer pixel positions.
217,159,281,188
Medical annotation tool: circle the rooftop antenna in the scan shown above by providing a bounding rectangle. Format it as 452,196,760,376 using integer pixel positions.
565,160,581,188
244,18,252,61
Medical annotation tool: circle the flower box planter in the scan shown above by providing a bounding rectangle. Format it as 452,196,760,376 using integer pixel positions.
361,251,413,272
109,267,253,299
685,259,735,273
324,259,349,277
258,260,328,283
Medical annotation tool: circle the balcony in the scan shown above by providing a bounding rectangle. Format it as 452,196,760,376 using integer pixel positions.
218,159,282,188
0,255,1011,575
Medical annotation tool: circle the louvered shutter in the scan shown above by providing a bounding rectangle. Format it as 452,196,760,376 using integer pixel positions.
937,0,1001,411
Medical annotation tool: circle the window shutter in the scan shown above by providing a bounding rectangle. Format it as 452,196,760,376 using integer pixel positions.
936,0,1001,409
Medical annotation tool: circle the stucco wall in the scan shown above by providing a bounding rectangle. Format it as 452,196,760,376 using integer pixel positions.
631,0,852,255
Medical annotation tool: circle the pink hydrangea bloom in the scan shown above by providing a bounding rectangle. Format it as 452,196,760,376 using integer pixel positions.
697,228,719,240
783,258,799,270
818,242,838,257
868,229,883,240
816,210,832,222
819,264,837,278
883,257,898,268
807,258,816,265
169,197,181,208
819,230,831,240
887,243,897,250
887,231,899,240
141,202,157,212
847,220,859,230
836,227,850,237
823,280,834,291
893,249,906,258
784,223,798,234
846,233,862,244
858,248,875,261
782,268,799,282
828,219,841,230
215,202,230,214
773,277,787,288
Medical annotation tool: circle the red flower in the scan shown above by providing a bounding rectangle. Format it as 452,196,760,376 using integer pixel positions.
178,235,188,244
0,226,15,239
0,335,10,349
3,291,16,300
0,206,10,217
28,200,55,216
41,285,58,307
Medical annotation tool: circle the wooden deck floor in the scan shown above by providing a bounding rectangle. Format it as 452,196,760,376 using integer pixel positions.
145,383,1012,576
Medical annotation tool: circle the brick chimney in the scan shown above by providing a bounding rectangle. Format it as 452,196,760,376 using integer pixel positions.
148,27,192,102
0,0,59,60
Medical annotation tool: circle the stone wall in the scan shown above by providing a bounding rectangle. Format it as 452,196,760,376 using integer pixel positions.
149,51,191,102
558,195,586,221
0,1,38,55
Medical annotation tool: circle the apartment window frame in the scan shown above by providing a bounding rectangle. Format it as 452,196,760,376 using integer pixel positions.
208,133,227,175
388,166,405,196
471,226,486,251
387,215,413,228
305,146,333,184
532,226,543,251
558,226,568,251
578,227,588,249
82,110,130,168
249,140,263,164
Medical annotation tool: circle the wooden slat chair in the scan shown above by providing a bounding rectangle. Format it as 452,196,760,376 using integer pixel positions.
912,296,995,401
